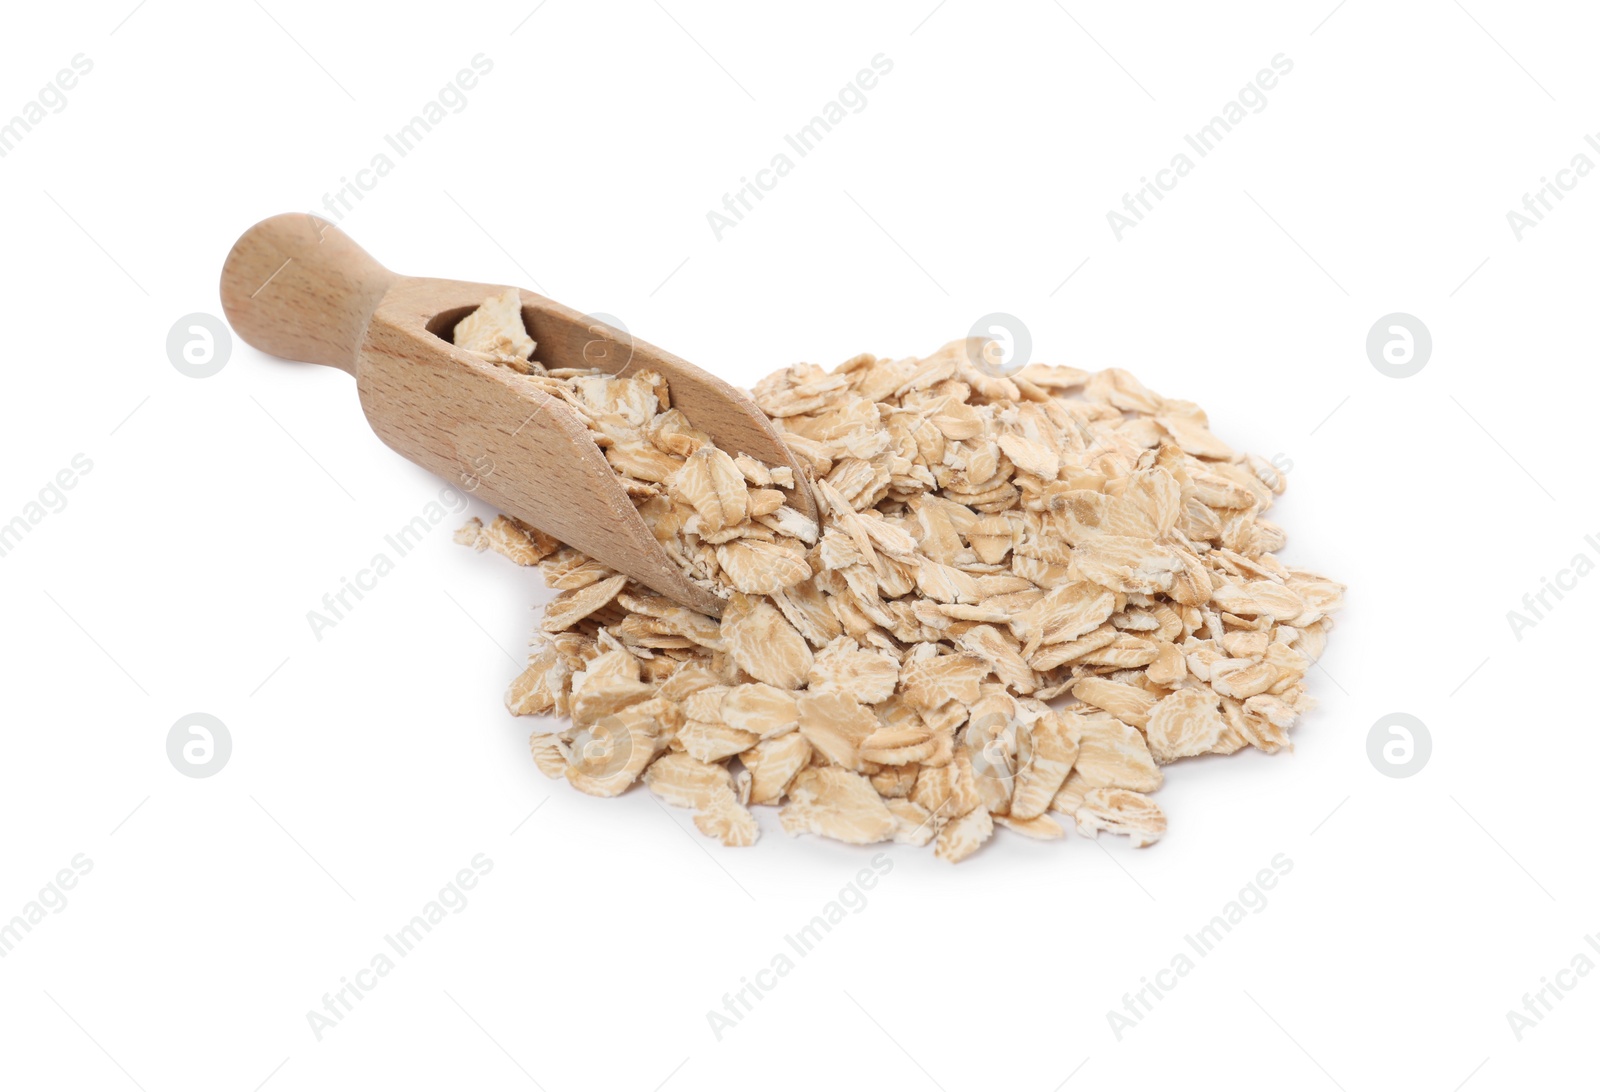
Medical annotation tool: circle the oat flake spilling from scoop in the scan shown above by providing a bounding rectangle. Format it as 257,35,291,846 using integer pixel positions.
452,290,1344,862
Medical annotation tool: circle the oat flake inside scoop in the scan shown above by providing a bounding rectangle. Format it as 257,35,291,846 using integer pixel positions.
451,295,1344,862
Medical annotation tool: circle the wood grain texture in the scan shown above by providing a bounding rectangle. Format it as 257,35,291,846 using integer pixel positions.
220,213,818,617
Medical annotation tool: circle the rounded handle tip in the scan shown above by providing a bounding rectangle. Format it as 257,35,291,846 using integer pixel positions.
220,214,396,374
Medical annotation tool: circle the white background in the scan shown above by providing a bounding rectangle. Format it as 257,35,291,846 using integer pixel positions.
2,1,1596,1089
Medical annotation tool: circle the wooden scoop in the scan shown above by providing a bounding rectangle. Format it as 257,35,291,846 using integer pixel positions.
219,213,815,617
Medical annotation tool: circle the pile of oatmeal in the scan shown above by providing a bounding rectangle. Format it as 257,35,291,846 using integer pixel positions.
453,291,1343,862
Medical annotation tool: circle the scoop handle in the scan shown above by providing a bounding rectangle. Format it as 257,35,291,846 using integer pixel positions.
219,214,397,375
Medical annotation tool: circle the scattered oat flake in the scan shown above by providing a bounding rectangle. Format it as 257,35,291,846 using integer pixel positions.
542,573,627,633
780,767,897,845
1144,687,1226,763
935,807,995,863
722,593,813,689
